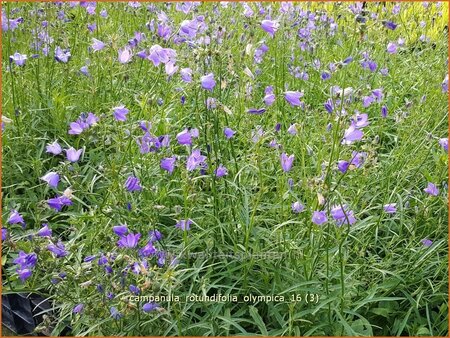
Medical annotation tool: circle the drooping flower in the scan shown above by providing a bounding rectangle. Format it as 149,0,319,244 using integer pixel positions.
113,105,129,121
349,151,367,168
117,233,141,248
280,153,294,172
421,238,433,247
175,219,192,231
224,127,235,139
8,209,25,226
113,225,128,237
148,45,177,66
91,38,105,51
2,228,7,241
424,182,439,196
65,147,83,162
284,91,303,106
73,304,84,314
312,211,328,225
41,172,60,188
383,20,397,30
261,19,279,37
47,195,73,211
337,160,349,173
143,302,159,313
47,241,68,258
37,223,52,237
383,203,397,214
176,128,194,145
124,176,142,192
46,141,62,155
13,251,37,270
330,205,356,226
149,230,163,242
292,202,305,213
17,269,33,282
161,156,176,174
342,123,363,145
129,285,140,295
353,114,369,128
201,73,215,91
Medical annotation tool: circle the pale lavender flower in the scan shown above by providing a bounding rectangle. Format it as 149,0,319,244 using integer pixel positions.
383,203,397,214
118,48,132,63
113,105,129,121
424,182,439,196
201,73,216,91
41,172,60,188
292,202,305,213
280,153,294,172
92,38,105,51
46,140,62,155
261,19,279,37
10,52,27,66
312,211,327,225
65,147,83,162
284,91,303,106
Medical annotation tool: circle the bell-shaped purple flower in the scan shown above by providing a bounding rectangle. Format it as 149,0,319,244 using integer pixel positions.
124,176,142,192
10,52,27,66
55,46,71,63
224,127,235,139
73,304,84,314
47,195,73,211
330,205,356,226
118,48,132,63
261,19,279,37
215,164,228,177
312,211,328,225
175,219,192,231
280,153,294,172
383,203,397,214
424,182,439,196
342,123,363,145
161,156,176,174
117,233,141,248
186,149,207,171
113,225,128,237
37,223,52,237
201,73,216,91
113,105,129,121
284,91,303,106
143,302,159,312
46,141,62,155
65,147,83,162
41,172,60,188
439,138,448,152
47,241,68,258
8,209,25,225
91,38,105,52
292,202,305,213
180,68,192,83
